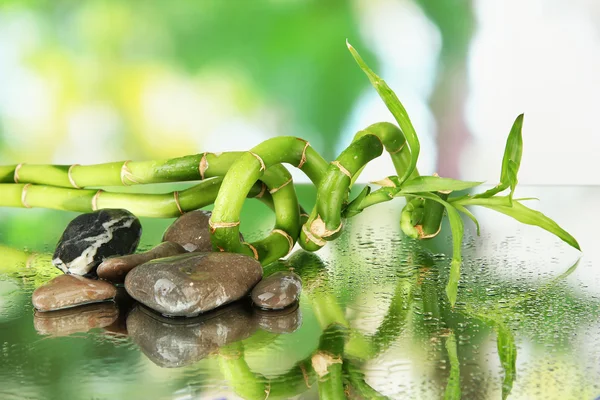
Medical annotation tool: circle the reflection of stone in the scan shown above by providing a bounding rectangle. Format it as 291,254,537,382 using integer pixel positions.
254,303,302,334
251,271,302,310
127,302,257,368
125,252,262,317
97,241,187,283
34,302,119,337
32,274,117,312
52,209,142,276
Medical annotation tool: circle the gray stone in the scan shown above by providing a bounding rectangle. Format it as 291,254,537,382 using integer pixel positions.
97,241,187,283
34,302,119,337
127,302,257,368
251,271,302,310
254,304,302,333
32,274,117,312
52,209,142,276
124,252,262,317
162,210,213,252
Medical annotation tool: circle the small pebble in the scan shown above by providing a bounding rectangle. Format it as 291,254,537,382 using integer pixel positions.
251,271,302,310
52,209,142,276
32,274,117,312
34,302,119,337
127,302,256,367
125,252,262,317
162,210,214,252
97,241,187,283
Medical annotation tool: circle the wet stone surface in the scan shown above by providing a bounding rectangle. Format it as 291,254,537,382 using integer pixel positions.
32,274,117,312
127,302,257,368
52,209,142,276
251,271,302,310
124,252,263,317
162,210,214,252
97,241,187,283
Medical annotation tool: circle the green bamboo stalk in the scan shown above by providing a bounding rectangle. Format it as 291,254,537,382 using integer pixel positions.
0,178,270,218
209,137,330,264
344,362,389,400
219,343,316,400
300,121,426,250
313,323,348,400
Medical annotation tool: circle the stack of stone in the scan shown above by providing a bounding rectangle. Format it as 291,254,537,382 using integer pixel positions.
32,209,303,346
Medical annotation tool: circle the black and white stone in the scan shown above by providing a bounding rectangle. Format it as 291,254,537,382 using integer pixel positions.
52,209,142,276
251,271,302,310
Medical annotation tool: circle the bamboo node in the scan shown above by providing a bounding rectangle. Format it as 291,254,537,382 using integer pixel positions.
300,363,312,388
21,183,32,208
254,182,267,199
297,139,310,169
301,224,326,247
249,151,266,172
208,219,240,233
199,153,209,180
14,163,24,183
242,242,259,260
173,191,184,215
272,229,294,255
120,161,141,186
269,177,292,194
310,215,342,238
331,160,351,178
68,164,81,189
389,141,406,154
311,351,342,378
92,190,103,211
418,224,442,239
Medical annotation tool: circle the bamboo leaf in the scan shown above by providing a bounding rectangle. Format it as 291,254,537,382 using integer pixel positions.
400,176,483,193
475,114,524,200
458,196,580,251
344,186,371,218
453,203,481,236
398,191,464,305
496,323,517,400
444,332,461,400
347,40,420,185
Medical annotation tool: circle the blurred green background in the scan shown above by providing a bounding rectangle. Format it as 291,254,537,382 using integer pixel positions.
1,0,599,183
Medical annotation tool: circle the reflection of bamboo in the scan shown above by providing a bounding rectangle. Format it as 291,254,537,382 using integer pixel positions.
0,245,61,288
287,250,391,398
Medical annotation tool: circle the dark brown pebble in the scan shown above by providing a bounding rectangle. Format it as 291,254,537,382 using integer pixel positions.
124,252,262,317
97,241,187,283
251,271,302,310
32,274,117,312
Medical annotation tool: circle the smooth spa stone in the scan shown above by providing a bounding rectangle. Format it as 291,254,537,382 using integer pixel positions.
97,241,187,283
126,302,257,368
250,271,302,310
52,209,142,276
124,252,263,317
162,210,214,252
32,274,117,312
